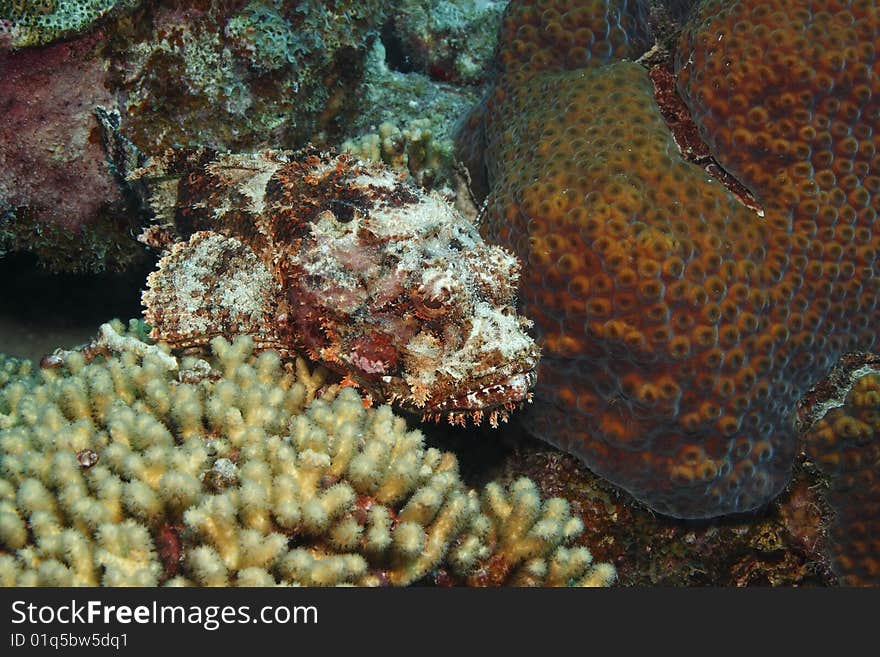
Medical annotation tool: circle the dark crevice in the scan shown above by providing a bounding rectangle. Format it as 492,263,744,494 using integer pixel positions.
380,20,416,74
0,252,151,361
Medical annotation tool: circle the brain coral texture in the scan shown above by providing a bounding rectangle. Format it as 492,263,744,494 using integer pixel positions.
0,323,614,587
460,0,880,518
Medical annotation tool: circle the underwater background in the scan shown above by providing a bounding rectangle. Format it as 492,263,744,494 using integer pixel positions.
0,0,878,586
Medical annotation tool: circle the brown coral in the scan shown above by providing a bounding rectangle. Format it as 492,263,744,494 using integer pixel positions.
495,0,651,77
457,0,880,518
805,368,880,585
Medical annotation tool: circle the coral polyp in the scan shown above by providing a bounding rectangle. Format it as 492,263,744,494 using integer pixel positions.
458,0,880,518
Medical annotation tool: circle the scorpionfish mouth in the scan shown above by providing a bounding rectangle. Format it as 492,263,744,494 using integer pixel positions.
422,369,538,428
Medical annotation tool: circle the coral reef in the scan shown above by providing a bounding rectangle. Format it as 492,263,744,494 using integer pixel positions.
492,441,837,586
2,1,395,270
0,0,138,49
340,39,481,190
104,0,389,153
341,118,452,189
0,1,506,271
805,365,880,586
128,147,539,427
387,0,508,85
456,0,880,518
0,323,613,586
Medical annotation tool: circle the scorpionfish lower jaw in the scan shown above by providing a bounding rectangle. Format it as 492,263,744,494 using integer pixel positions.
422,369,539,428
457,0,880,518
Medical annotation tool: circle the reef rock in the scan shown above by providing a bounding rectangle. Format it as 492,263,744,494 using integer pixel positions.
0,32,140,271
0,0,393,271
0,0,139,50
131,146,539,427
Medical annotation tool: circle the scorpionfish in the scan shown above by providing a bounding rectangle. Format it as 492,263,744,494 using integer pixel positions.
116,141,539,427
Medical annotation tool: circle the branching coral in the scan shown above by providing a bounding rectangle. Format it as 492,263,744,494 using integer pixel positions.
0,354,31,390
0,322,613,587
341,119,451,189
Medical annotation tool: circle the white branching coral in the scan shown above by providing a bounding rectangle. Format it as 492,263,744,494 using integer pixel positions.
0,325,613,587
341,119,451,188
0,354,32,391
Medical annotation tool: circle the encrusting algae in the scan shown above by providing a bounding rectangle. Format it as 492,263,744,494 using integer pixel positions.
0,320,614,587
